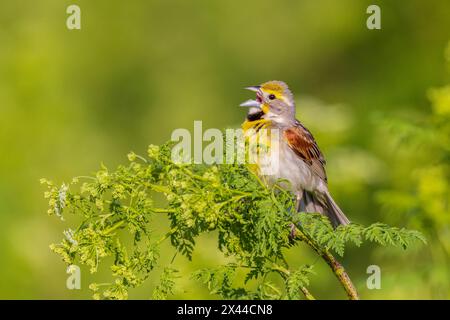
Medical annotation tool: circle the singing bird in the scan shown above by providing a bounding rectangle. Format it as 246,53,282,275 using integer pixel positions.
240,80,350,227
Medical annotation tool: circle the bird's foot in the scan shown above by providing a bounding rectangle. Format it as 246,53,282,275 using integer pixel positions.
289,223,297,242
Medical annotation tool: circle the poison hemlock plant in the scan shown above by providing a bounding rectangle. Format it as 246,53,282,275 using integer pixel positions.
43,142,425,300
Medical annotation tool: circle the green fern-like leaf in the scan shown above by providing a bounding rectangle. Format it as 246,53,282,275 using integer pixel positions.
364,223,427,249
286,265,314,300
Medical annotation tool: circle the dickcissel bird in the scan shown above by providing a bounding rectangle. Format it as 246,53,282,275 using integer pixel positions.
240,80,350,227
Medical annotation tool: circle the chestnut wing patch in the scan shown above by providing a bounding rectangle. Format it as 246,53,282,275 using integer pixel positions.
283,124,327,182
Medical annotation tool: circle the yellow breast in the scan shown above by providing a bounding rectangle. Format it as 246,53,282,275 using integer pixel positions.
241,118,275,175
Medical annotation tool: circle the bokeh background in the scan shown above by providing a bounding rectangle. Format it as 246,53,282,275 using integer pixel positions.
0,0,449,299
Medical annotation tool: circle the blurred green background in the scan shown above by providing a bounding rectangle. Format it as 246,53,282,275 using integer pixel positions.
0,0,449,299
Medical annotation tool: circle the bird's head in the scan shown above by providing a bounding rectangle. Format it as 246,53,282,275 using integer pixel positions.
240,80,296,125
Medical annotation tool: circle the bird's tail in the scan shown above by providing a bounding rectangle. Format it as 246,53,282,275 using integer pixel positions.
297,190,350,228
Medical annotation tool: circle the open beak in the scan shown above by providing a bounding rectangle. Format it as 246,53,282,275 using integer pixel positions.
240,99,260,107
245,86,261,92
240,85,262,107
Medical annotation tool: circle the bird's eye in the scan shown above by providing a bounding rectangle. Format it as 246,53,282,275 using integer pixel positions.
268,94,276,100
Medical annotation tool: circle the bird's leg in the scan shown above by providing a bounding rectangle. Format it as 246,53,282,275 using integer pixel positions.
289,223,297,241
295,192,302,212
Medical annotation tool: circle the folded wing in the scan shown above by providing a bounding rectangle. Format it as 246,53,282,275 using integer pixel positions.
283,122,327,183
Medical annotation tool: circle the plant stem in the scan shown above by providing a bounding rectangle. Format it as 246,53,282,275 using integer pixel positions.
103,220,125,234
156,227,178,245
295,228,359,300
322,250,359,300
300,287,316,300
